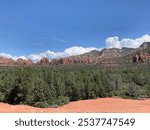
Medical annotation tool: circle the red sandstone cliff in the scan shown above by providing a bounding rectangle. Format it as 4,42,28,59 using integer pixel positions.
16,58,33,65
0,57,15,65
38,58,49,65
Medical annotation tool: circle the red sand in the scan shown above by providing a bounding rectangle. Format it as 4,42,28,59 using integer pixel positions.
0,98,150,113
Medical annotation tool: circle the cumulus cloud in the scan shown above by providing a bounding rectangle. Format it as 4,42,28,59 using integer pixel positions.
105,36,121,48
64,46,100,56
105,34,150,49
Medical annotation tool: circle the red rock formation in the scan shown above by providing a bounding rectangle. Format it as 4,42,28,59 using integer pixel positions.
50,59,59,65
39,58,49,65
50,55,100,65
26,59,33,65
0,57,14,65
133,52,150,62
16,58,26,65
16,58,33,65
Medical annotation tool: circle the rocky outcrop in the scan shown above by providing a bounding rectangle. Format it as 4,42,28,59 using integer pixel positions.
133,52,150,62
51,55,100,65
50,48,136,65
16,58,26,65
16,58,33,65
100,48,122,58
0,57,14,65
133,42,150,62
26,59,33,65
39,58,49,65
139,42,150,49
0,57,33,66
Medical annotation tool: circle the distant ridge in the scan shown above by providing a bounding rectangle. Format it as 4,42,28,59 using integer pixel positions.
50,42,150,65
0,42,150,66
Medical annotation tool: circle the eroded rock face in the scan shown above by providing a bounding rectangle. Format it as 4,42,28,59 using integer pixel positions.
16,58,26,65
0,57,14,65
0,57,33,66
50,48,135,65
133,42,150,62
139,42,150,49
26,59,33,65
16,58,33,65
133,52,150,62
50,55,99,65
39,58,49,65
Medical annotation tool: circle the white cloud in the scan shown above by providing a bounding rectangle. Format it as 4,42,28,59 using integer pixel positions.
28,54,42,63
105,34,150,49
17,56,27,60
106,36,121,48
0,53,14,59
64,46,101,56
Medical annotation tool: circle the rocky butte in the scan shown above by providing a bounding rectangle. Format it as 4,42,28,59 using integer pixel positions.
0,57,33,66
16,58,33,65
0,57,14,66
0,42,150,66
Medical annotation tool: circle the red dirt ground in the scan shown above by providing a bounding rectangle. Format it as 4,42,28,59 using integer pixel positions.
0,98,150,113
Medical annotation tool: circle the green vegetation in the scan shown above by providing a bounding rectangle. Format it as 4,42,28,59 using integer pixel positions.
0,64,150,108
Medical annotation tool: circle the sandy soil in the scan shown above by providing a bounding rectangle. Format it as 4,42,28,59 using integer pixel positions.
0,98,150,113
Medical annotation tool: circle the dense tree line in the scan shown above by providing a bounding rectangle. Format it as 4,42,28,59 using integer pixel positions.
0,64,150,108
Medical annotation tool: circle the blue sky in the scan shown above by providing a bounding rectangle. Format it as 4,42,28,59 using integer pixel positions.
0,0,150,60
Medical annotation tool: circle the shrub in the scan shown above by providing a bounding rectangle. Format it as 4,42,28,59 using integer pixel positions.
124,82,148,98
56,96,70,106
34,102,49,108
48,96,70,107
0,92,5,102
